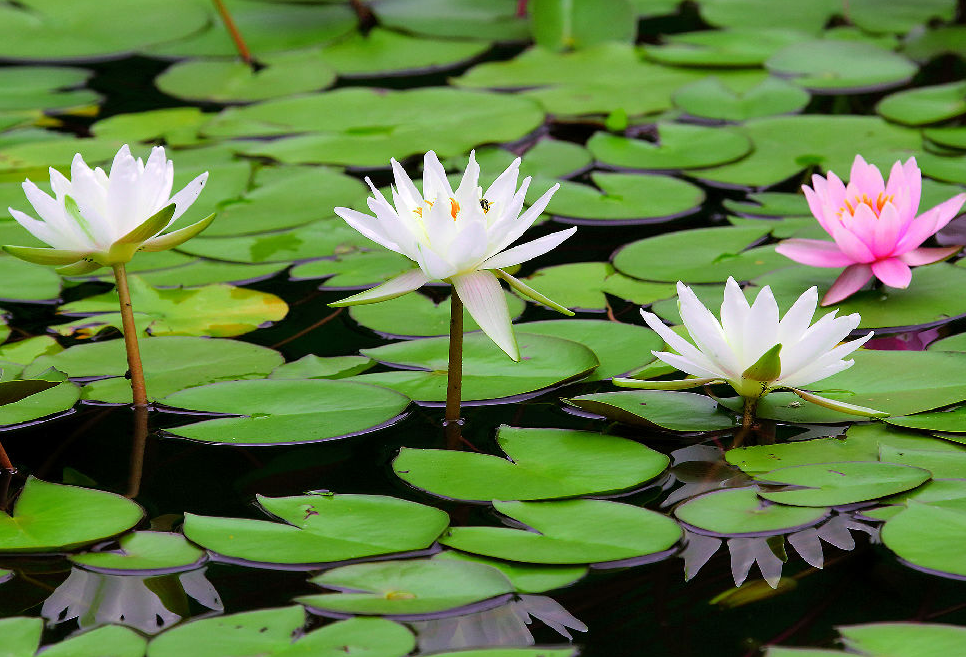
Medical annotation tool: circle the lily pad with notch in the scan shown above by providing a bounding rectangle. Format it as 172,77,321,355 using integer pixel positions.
431,551,587,594
588,124,751,171
351,332,598,404
289,251,415,290
161,379,409,446
268,355,375,380
392,426,669,503
765,40,917,94
881,502,966,578
183,492,449,568
297,559,515,619
672,76,811,122
755,461,931,507
439,499,682,565
565,390,736,432
545,172,705,224
0,477,143,554
877,80,966,126
69,531,206,574
520,262,675,314
674,487,829,536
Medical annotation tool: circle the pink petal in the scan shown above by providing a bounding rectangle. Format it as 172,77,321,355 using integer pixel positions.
871,258,912,288
829,221,875,263
898,246,963,266
844,202,878,249
923,193,966,232
775,239,855,267
803,186,835,234
871,202,901,258
825,170,847,208
821,264,873,306
903,157,921,215
850,155,884,196
894,193,965,253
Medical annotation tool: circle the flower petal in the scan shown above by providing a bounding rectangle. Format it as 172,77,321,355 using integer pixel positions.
334,206,403,254
898,246,962,266
639,310,720,375
777,286,818,346
896,193,966,252
870,258,912,288
495,269,573,316
141,213,216,252
452,270,519,361
821,264,873,306
329,268,429,307
481,227,576,270
168,172,208,223
676,282,741,377
871,201,901,258
788,387,888,418
775,239,855,268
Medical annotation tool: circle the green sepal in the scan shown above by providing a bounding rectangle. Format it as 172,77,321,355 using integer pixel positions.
0,378,60,406
742,343,782,382
117,203,176,246
56,258,102,276
64,195,97,243
2,245,91,265
140,213,216,252
495,268,574,316
787,387,890,418
613,376,722,390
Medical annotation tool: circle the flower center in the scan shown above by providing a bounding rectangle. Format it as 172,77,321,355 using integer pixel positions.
838,192,893,219
412,197,460,221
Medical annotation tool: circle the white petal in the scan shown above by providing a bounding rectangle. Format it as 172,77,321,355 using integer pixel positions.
421,151,453,202
330,268,430,306
484,157,521,208
455,150,481,202
650,350,723,380
489,181,558,255
740,284,780,369
48,167,71,198
777,286,818,346
481,227,576,270
167,172,208,223
334,206,404,254
415,243,457,280
447,219,489,271
719,277,750,350
8,208,76,249
639,310,721,375
779,312,860,377
389,161,421,209
677,282,741,378
452,270,519,361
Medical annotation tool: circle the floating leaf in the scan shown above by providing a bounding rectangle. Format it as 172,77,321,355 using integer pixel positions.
520,262,675,313
674,487,829,536
672,76,811,122
432,551,587,594
70,531,206,574
290,251,415,290
349,290,525,338
847,0,956,34
0,381,79,428
756,462,931,507
268,355,374,380
0,477,142,553
319,28,490,77
0,257,62,302
393,426,668,502
530,0,636,51
440,499,682,565
882,502,966,578
644,29,809,67
588,124,751,171
41,625,146,657
544,172,705,224
298,559,514,618
877,81,966,126
161,379,409,446
373,0,529,41
175,220,368,264
766,40,917,93
697,0,838,32
353,332,597,403
183,492,448,567
565,390,736,431
0,617,41,657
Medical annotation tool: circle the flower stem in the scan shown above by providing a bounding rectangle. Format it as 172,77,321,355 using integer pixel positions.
112,263,148,408
125,405,149,499
733,396,758,448
444,289,464,449
211,0,254,67
0,440,13,472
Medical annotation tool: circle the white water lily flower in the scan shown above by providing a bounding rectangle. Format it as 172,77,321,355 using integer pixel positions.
332,150,577,360
4,145,213,274
615,278,886,417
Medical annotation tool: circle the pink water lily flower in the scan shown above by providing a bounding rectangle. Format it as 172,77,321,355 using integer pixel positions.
775,155,966,306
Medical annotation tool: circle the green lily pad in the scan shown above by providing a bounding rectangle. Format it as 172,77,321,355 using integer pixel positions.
0,0,210,61
319,28,491,77
291,251,416,290
0,617,41,657
697,0,838,32
0,66,97,123
41,625,146,657
161,379,409,446
451,139,593,185
145,0,357,59
925,126,966,150
530,0,636,51
206,88,544,168
268,355,374,380
54,278,288,338
877,81,966,126
882,502,966,578
373,0,529,41
886,406,966,433
917,150,966,185
183,492,448,567
431,551,587,594
515,319,662,381
613,225,787,283
118,260,289,289
392,426,669,502
352,332,598,403
156,50,337,103
146,607,415,657
0,336,60,367
395,651,574,657
725,192,809,218
298,559,514,618
674,487,829,536
90,107,209,147
766,40,917,93
643,28,810,68
70,531,206,574
878,444,966,479
693,115,920,188
756,462,931,507
0,257,62,302
672,76,811,122
588,124,751,171
176,220,368,264
847,0,956,34
349,290,525,338
0,477,142,553
24,336,284,404
545,172,705,224
521,262,676,313
566,390,735,431
0,381,79,428
865,479,966,521
440,499,682,565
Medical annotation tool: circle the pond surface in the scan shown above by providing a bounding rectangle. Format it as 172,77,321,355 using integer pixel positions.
2,1,966,656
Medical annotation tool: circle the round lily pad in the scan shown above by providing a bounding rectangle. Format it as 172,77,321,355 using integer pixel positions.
0,617,41,656
70,531,206,574
847,0,957,34
373,0,529,41
431,551,587,594
672,76,811,122
291,251,416,290
643,29,809,68
146,607,415,657
352,332,598,404
439,499,682,565
588,124,751,171
515,319,662,381
349,290,525,338
521,262,675,313
674,487,829,536
42,624,147,657
877,81,966,126
882,502,966,578
121,260,289,289
392,426,669,502
268,355,374,380
565,390,736,432
298,559,514,618
0,257,62,302
161,379,409,446
0,381,79,428
838,621,966,656
530,0,635,51
545,172,704,224
23,336,284,404
455,139,593,184
0,477,143,553
613,225,785,283
766,40,917,93
176,220,369,264
756,462,931,507
54,278,289,339
698,0,838,32
183,492,449,567
90,107,209,146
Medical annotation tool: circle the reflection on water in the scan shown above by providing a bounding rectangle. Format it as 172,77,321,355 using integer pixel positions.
42,566,222,635
410,594,587,652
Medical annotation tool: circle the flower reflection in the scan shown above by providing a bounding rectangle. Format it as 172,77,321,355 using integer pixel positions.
409,595,587,652
42,566,222,635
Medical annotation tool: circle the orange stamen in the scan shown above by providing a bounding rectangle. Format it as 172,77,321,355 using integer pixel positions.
450,198,460,220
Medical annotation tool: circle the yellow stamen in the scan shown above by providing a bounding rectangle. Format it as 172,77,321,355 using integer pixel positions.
836,192,895,220
449,198,460,220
